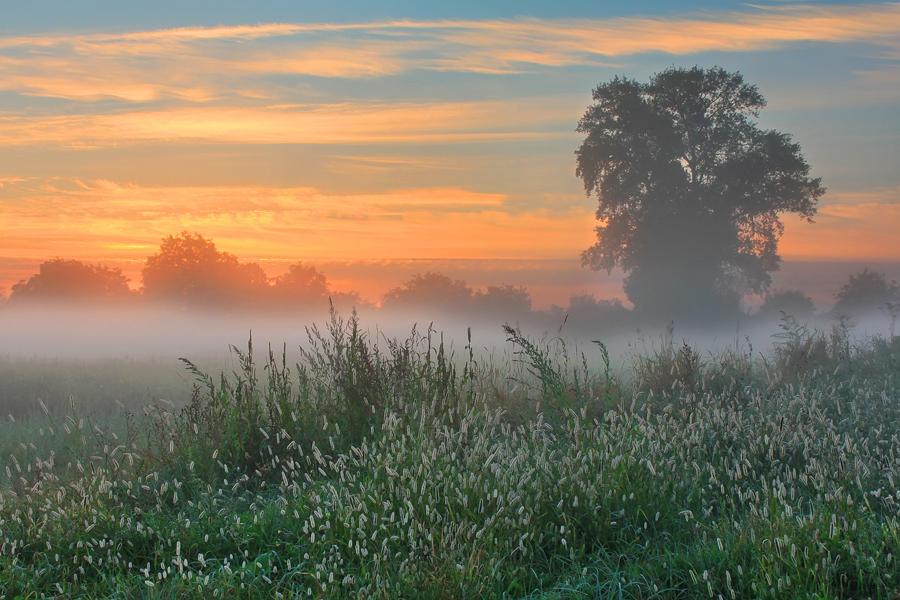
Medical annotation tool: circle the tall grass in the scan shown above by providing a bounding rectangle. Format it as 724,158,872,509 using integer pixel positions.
0,311,897,598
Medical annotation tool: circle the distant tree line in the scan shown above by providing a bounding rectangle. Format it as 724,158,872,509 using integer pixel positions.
3,67,896,330
3,232,897,330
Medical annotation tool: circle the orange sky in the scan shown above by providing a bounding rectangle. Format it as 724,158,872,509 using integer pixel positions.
1,179,897,306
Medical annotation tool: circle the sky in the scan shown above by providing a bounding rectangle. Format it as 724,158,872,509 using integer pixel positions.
1,1,898,307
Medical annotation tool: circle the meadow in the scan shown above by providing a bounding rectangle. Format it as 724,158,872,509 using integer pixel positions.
0,312,898,599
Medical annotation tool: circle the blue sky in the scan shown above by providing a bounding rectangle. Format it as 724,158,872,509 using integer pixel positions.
5,1,865,31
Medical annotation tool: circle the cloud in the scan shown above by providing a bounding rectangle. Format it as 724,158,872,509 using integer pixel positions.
818,186,900,205
326,154,466,175
0,178,594,273
236,43,413,79
0,98,577,146
781,194,900,261
0,23,308,50
1,3,898,103
5,179,898,270
1,178,507,219
0,176,29,188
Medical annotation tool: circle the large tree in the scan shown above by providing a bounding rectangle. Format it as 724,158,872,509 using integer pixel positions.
576,66,824,319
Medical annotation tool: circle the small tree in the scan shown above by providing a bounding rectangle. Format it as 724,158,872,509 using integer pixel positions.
270,263,330,310
576,66,824,320
381,272,473,313
142,231,269,308
758,289,815,320
566,294,630,332
833,268,899,316
9,259,132,304
473,284,532,318
330,291,372,313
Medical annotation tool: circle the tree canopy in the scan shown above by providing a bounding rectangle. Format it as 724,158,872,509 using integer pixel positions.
141,232,269,308
833,268,899,316
380,273,534,318
472,284,532,317
270,263,330,308
9,259,132,304
381,272,474,312
758,289,816,320
576,66,825,319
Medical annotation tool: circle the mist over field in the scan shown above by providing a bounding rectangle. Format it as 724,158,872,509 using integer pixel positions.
0,301,897,359
1,296,896,429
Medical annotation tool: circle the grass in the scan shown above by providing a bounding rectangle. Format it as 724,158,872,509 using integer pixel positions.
0,356,194,419
0,310,898,599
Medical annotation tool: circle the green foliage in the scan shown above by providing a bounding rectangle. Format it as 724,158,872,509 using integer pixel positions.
1,317,898,599
767,314,853,386
0,356,191,419
503,324,567,405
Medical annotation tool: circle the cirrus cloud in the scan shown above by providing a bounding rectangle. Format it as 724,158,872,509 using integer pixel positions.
0,3,898,103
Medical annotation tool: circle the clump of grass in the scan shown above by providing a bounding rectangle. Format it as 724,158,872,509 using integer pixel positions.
503,324,567,405
0,313,897,599
633,324,703,398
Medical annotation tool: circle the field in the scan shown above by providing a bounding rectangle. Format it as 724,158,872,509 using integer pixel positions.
0,313,898,599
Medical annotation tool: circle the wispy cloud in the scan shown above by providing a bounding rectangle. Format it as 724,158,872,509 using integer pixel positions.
0,23,308,50
0,98,577,146
781,188,900,261
0,175,29,188
1,3,898,102
0,178,594,267
1,178,507,219
326,154,466,174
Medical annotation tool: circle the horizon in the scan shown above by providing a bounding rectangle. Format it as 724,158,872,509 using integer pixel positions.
4,245,900,311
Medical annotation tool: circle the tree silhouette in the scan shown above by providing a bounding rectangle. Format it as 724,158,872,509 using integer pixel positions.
330,290,372,313
381,272,473,313
576,66,824,320
569,294,628,317
758,289,815,320
473,284,532,317
142,232,268,308
9,259,132,304
270,262,330,309
833,268,899,316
